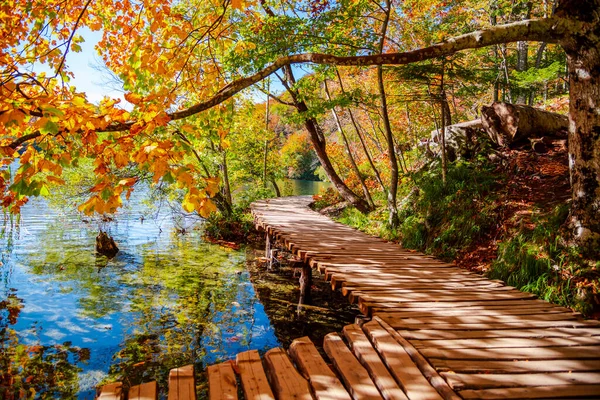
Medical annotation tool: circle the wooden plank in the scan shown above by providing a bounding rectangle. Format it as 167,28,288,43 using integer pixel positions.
459,384,600,399
341,282,504,293
361,321,447,400
374,307,573,319
382,313,579,325
208,362,237,400
395,327,600,340
442,371,600,390
345,287,518,301
97,382,123,400
236,350,275,400
411,336,600,349
289,336,351,400
342,324,408,400
387,320,595,331
168,364,196,400
357,291,536,304
370,299,562,310
323,332,383,400
430,358,600,373
364,300,557,315
129,381,158,400
264,348,312,400
421,345,600,360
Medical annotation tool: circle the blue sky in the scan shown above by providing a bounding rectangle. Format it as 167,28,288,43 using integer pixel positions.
67,28,125,105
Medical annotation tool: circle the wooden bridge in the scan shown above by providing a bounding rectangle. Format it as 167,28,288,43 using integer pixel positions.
98,196,600,399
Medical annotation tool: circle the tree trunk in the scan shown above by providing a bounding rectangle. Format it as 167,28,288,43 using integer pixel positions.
515,1,533,104
263,85,270,188
556,0,600,253
282,66,371,213
515,40,530,104
324,80,375,208
490,0,501,102
377,0,399,228
481,102,568,146
440,90,448,186
221,151,233,207
336,68,386,191
270,178,281,197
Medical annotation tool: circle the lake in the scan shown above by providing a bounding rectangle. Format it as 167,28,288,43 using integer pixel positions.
0,196,279,399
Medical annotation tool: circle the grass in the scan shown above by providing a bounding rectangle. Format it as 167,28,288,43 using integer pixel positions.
489,204,599,315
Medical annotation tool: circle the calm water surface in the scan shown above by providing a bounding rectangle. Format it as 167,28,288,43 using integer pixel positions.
0,197,279,398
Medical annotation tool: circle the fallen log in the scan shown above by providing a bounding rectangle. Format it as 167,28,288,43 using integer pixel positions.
481,102,568,147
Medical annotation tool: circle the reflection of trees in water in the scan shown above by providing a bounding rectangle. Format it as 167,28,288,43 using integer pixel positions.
106,256,264,396
2,207,275,397
0,293,88,399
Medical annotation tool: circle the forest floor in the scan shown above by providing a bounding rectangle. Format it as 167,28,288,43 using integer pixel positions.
427,138,598,319
456,138,571,273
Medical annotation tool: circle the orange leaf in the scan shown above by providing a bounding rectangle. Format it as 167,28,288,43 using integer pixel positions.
124,92,142,105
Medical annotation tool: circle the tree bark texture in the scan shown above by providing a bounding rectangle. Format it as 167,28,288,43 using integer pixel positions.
481,102,568,146
556,0,600,252
377,0,400,228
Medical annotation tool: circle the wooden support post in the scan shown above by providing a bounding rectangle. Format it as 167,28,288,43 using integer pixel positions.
265,232,271,259
299,262,312,306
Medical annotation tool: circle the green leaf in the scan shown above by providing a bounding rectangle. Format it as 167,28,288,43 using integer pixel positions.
41,120,59,135
40,185,50,197
43,107,65,117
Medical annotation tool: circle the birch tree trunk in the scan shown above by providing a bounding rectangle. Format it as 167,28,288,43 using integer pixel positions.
557,0,600,253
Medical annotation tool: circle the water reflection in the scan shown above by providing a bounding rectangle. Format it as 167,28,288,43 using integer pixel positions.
277,179,331,196
0,198,279,398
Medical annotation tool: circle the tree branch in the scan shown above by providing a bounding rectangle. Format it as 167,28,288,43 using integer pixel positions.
7,17,573,149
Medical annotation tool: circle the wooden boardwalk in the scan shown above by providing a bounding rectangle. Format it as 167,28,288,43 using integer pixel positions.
98,196,600,399
247,196,600,399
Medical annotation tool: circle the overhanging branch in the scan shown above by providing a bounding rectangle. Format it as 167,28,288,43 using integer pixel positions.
7,16,573,149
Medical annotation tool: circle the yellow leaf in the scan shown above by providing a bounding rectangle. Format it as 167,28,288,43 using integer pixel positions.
114,152,129,168
118,177,137,186
181,124,195,134
205,177,220,197
124,92,142,105
72,96,86,107
182,194,196,213
198,198,217,218
177,171,194,188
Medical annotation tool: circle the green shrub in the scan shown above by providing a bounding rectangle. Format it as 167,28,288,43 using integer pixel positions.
203,207,256,242
397,159,498,259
